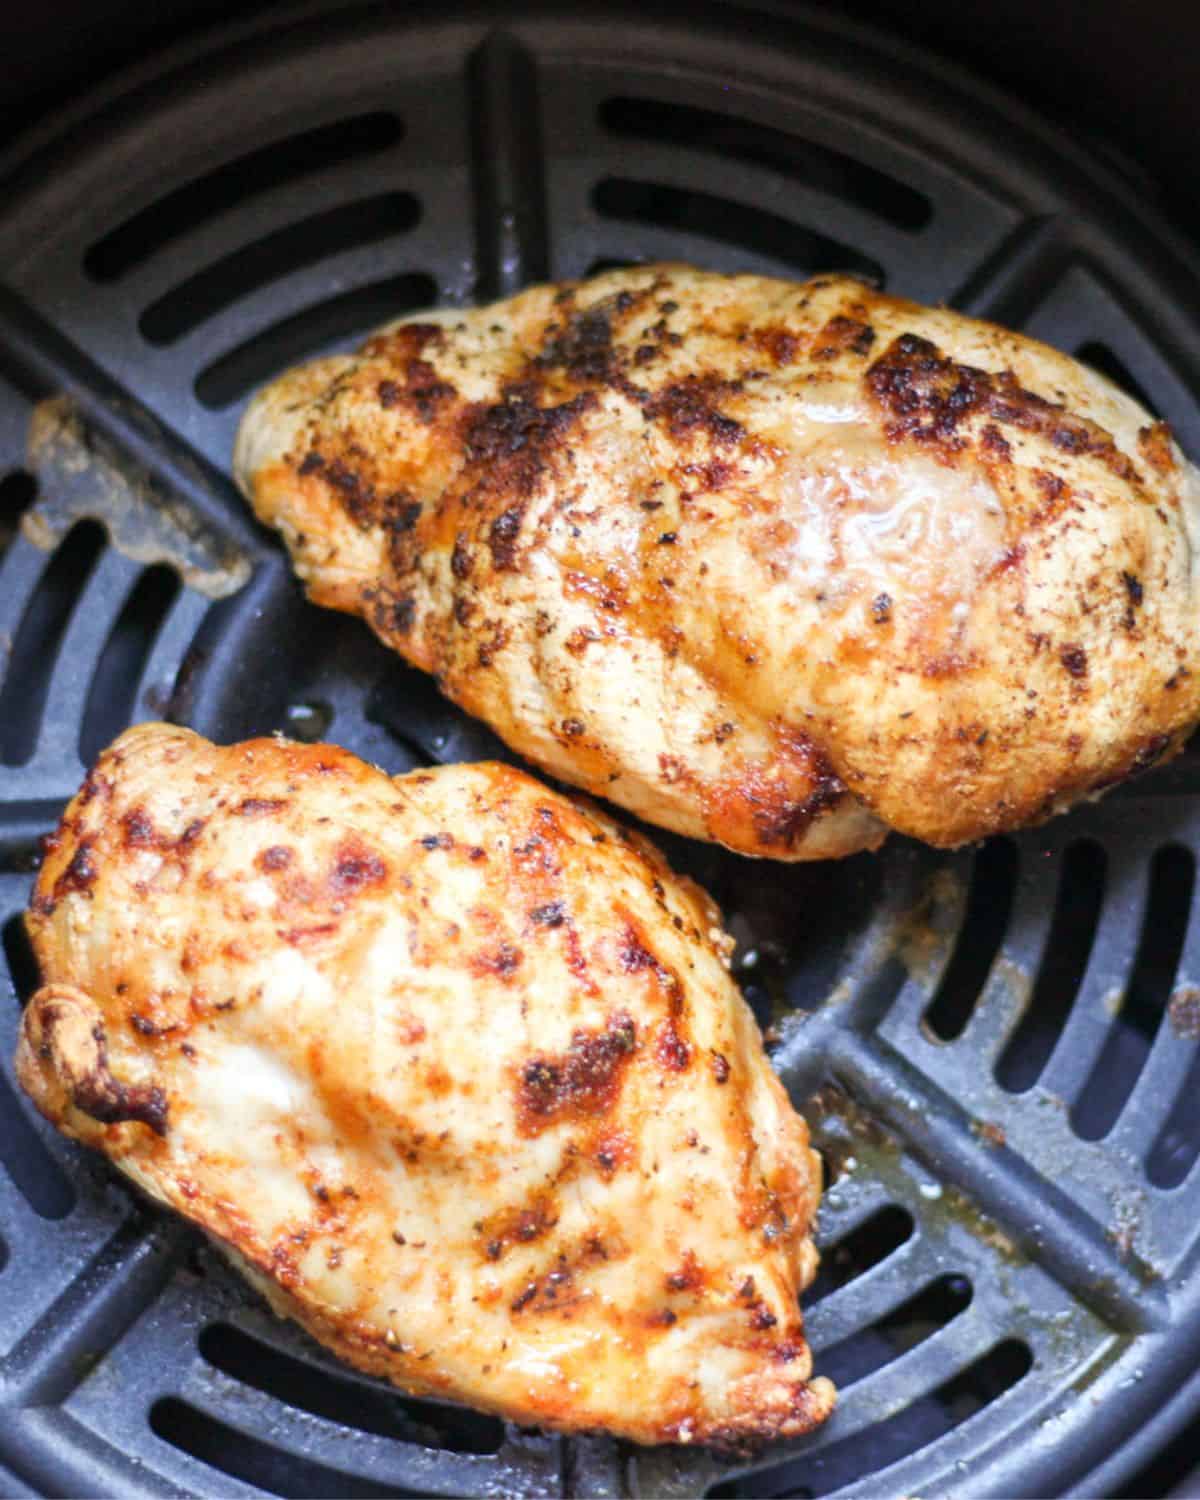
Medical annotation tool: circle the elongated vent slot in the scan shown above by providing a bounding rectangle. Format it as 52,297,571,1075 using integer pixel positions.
1072,844,1195,1141
592,179,885,285
924,839,1018,1042
140,193,421,346
804,1204,914,1305
0,521,106,766
149,1397,414,1499
996,840,1107,1092
199,1323,504,1455
85,114,405,282
80,564,181,766
817,1273,973,1389
600,96,931,230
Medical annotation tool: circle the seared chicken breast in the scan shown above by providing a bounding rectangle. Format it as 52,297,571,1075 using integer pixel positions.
16,725,832,1449
235,264,1200,860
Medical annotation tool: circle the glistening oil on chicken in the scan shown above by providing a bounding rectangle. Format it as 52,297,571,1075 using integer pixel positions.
235,264,1200,860
16,725,833,1451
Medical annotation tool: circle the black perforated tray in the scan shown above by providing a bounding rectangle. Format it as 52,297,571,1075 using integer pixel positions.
2,4,1200,1496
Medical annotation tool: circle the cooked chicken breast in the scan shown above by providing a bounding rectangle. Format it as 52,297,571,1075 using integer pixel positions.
234,264,1200,860
16,724,832,1450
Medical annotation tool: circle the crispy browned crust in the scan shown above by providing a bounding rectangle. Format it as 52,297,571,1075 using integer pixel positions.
16,724,833,1450
234,264,1200,858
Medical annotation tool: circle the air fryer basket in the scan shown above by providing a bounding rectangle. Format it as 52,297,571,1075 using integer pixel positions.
2,3,1200,1496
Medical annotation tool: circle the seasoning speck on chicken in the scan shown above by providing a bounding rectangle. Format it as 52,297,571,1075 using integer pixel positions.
16,724,832,1451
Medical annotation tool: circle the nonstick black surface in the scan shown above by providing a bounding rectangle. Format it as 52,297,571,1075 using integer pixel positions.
2,4,1200,1497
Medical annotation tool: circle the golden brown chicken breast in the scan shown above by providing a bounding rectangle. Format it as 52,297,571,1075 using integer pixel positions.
234,264,1200,860
16,724,832,1450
